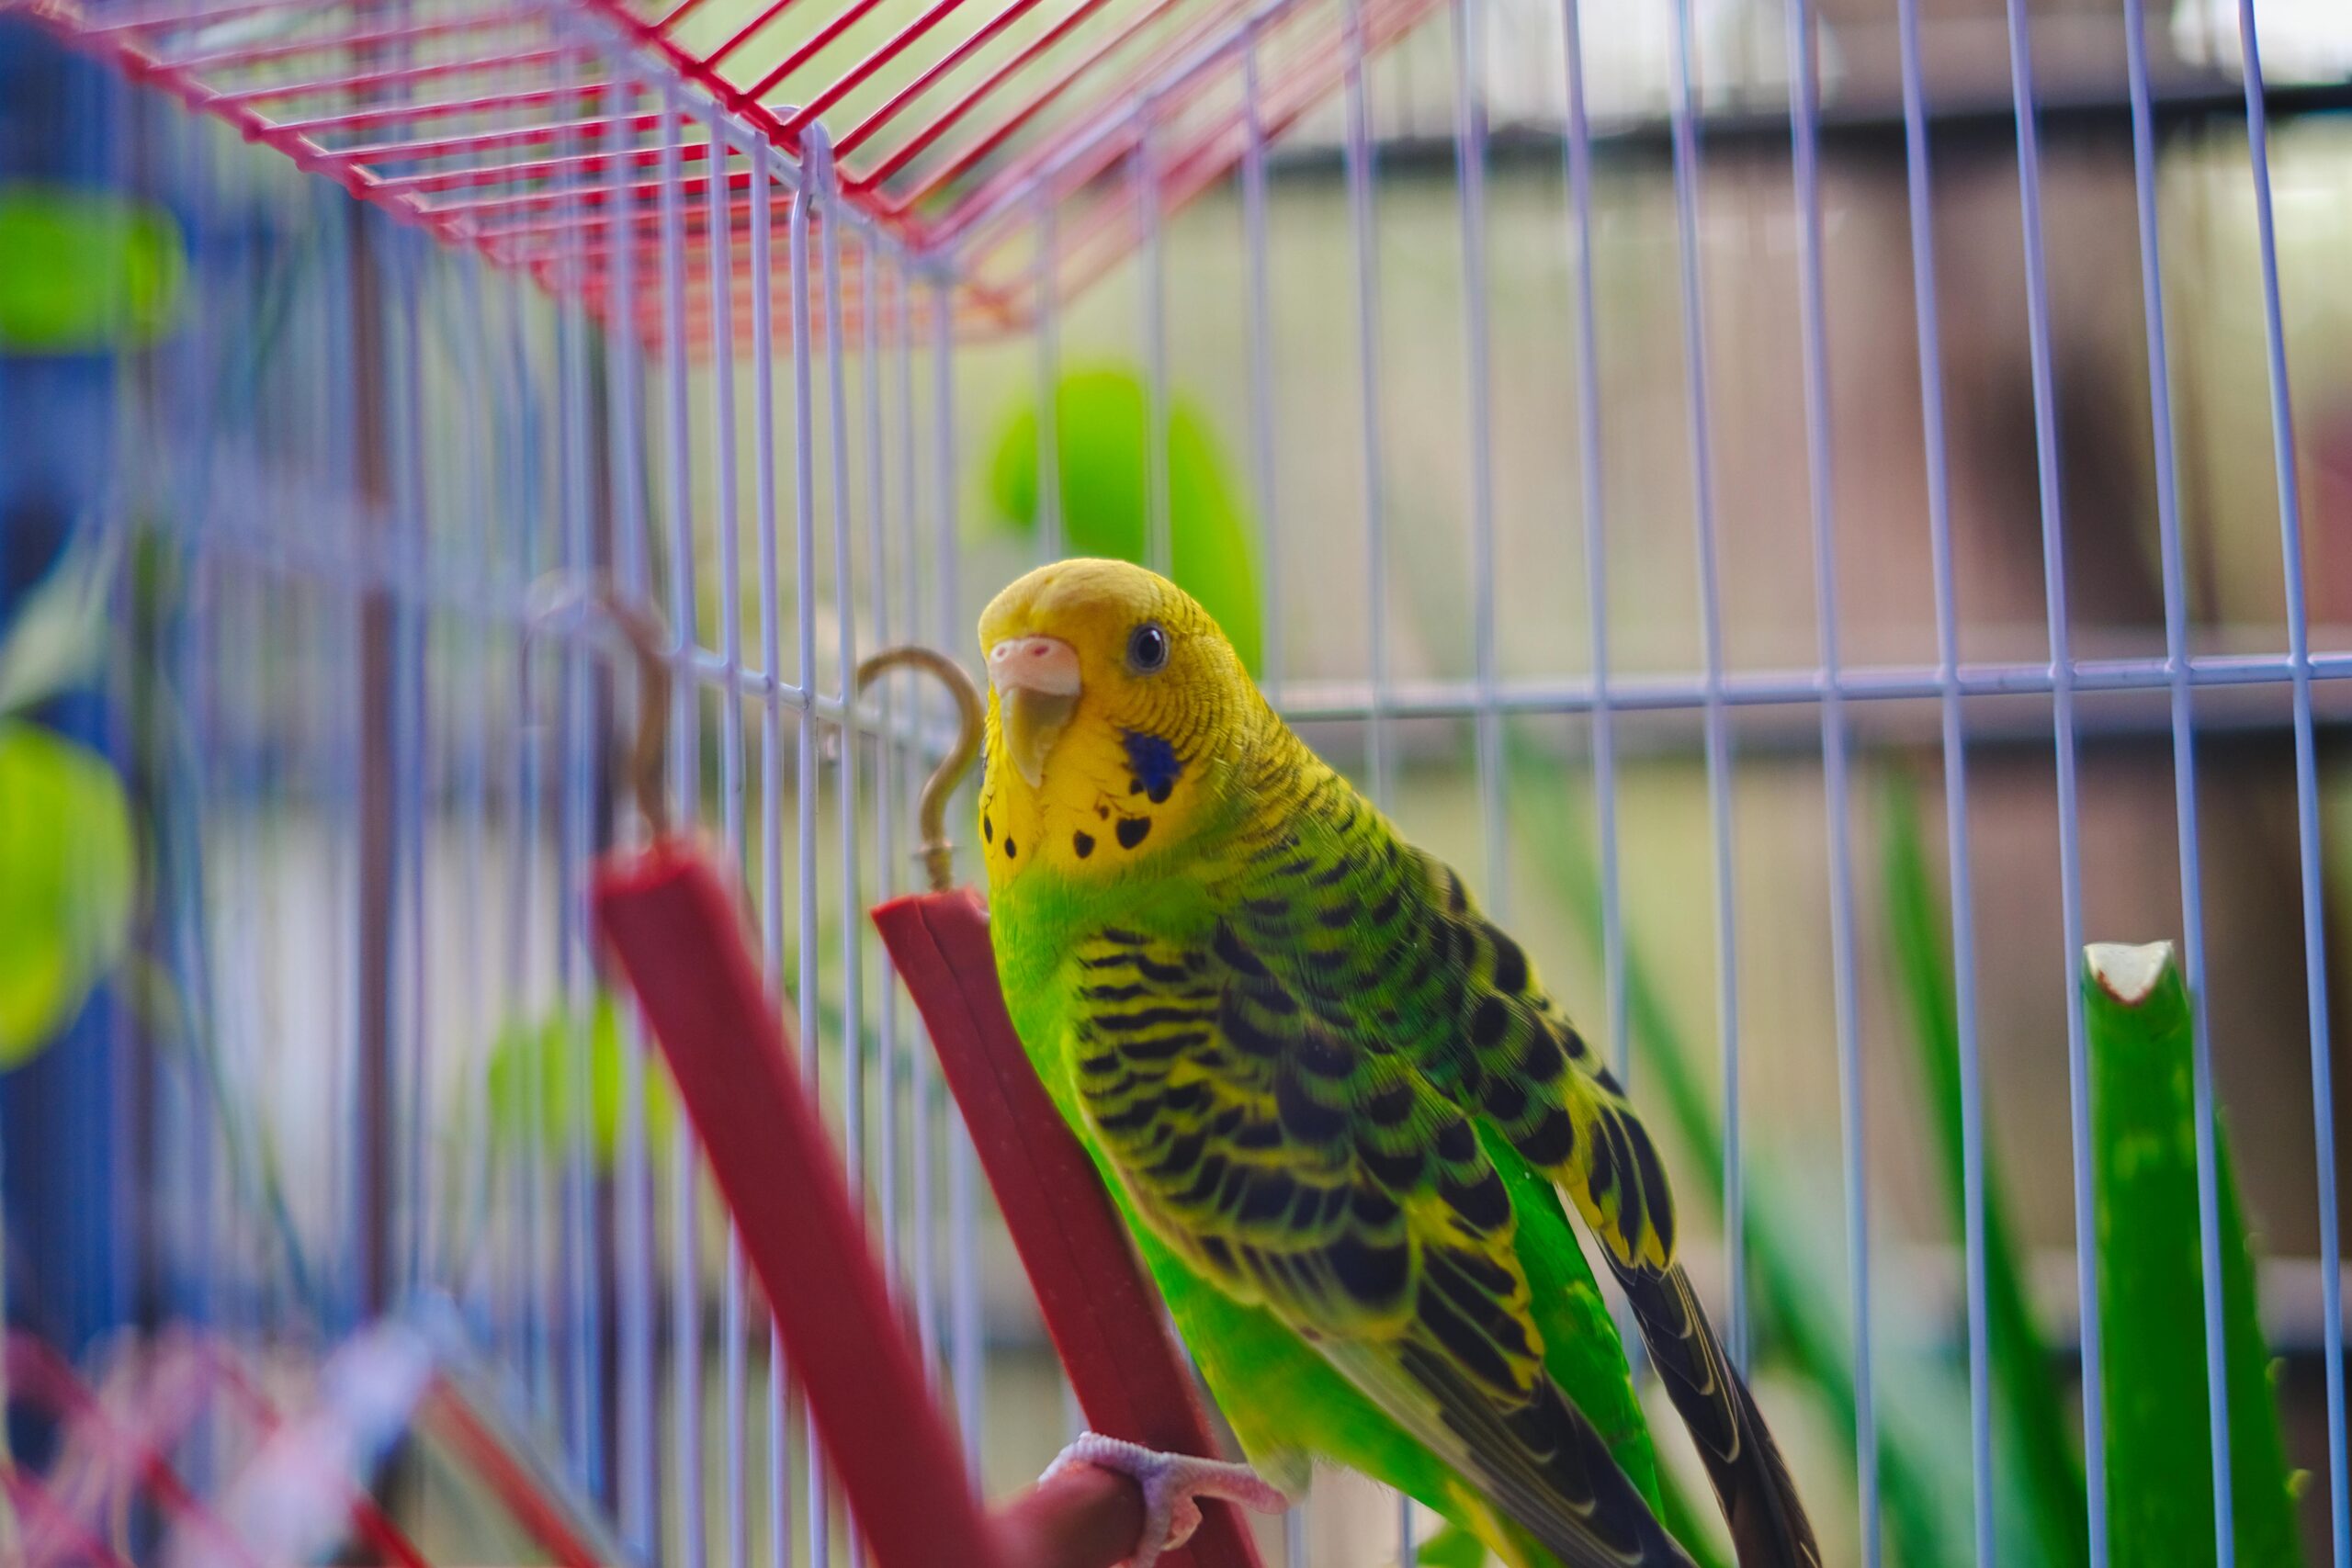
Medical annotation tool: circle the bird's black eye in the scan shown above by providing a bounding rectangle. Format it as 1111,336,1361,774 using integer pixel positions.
1126,621,1170,673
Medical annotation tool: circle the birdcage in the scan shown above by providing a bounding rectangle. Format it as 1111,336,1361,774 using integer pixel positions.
4,0,2350,1562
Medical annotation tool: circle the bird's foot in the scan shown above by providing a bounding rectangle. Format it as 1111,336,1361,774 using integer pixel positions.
1040,1431,1289,1568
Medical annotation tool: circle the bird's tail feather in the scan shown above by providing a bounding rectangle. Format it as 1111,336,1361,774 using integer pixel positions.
1608,1260,1820,1568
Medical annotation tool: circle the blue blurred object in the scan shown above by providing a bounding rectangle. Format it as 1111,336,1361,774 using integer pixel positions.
0,17,137,1381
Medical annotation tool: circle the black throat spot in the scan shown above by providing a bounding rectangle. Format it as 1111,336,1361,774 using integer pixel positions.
1120,729,1183,805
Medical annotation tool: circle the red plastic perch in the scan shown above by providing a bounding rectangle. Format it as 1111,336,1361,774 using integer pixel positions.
594,838,1168,1568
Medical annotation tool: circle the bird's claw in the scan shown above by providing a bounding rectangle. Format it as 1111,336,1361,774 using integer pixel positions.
1041,1431,1290,1568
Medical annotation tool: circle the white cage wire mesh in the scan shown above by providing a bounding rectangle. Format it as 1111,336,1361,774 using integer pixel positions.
3,0,2350,1564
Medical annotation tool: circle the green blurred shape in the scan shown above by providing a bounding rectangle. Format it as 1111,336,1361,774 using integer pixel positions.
485,991,678,1168
2085,941,2304,1568
1881,775,2089,1568
1411,1520,1490,1568
0,720,135,1066
0,185,185,353
986,366,1264,675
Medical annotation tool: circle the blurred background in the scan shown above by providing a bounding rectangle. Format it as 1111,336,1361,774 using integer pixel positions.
3,0,2351,1562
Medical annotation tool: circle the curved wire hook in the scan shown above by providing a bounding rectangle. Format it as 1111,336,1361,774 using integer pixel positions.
855,645,985,893
524,577,673,840
602,594,673,840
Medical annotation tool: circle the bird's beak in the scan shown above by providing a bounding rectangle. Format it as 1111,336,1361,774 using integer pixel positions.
988,636,1081,789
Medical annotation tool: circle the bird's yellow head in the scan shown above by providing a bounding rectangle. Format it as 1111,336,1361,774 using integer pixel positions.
977,558,1263,887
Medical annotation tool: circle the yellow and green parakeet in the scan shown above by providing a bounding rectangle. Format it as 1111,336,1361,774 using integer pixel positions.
979,558,1819,1568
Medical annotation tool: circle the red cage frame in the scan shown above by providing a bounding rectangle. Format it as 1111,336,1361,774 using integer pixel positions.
29,0,1448,346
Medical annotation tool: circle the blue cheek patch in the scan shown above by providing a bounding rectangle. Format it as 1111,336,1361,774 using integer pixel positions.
1120,728,1183,805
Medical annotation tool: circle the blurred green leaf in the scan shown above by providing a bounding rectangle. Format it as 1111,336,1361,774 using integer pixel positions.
484,991,678,1168
0,185,185,353
1413,1521,1494,1568
0,534,119,716
2085,942,2303,1568
1880,774,2089,1568
0,720,136,1066
986,365,1264,675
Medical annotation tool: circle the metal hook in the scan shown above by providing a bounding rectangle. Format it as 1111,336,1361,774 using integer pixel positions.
855,645,985,894
601,593,673,841
524,577,674,840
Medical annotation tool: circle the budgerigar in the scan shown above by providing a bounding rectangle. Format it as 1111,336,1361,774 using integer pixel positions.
980,559,1818,1568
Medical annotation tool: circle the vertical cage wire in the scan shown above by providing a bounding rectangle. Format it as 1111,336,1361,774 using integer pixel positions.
1140,108,1173,582
1452,0,1505,923
1893,0,1994,1560
864,219,902,1434
553,48,605,1499
1240,26,1282,704
820,123,870,1568
1035,189,1065,564
656,68,710,1568
1557,0,1631,1182
1344,0,1395,819
1664,0,1748,1394
599,46,661,1562
705,101,752,1568
899,247,944,1410
2118,0,2239,1561
935,256,989,1490
786,148,834,1568
2001,8,2108,1568
2235,5,2350,1564
1784,0,1878,1557
748,114,798,1568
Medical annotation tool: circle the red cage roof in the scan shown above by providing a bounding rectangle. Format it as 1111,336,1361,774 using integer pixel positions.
35,0,1446,344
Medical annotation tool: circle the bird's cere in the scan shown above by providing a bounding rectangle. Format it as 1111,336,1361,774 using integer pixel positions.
988,636,1082,696
989,636,1081,788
